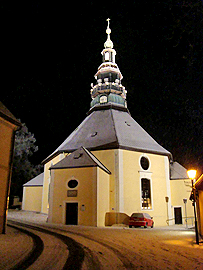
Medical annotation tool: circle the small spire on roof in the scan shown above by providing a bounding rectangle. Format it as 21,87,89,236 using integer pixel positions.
104,18,113,49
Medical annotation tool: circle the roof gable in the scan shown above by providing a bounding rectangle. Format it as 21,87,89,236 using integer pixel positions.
49,147,111,174
23,173,44,187
170,162,189,180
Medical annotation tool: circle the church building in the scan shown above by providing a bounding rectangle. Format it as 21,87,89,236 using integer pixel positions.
23,20,194,227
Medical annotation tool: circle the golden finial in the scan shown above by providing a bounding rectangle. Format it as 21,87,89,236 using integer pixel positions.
104,18,113,49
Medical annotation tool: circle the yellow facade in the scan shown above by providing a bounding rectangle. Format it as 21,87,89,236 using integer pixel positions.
93,149,116,212
92,149,172,226
41,153,65,214
170,179,194,225
22,186,43,212
197,190,203,237
122,151,171,226
48,166,109,226
97,167,109,226
0,117,18,233
37,148,192,227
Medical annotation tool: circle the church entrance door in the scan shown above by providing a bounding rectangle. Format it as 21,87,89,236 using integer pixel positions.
174,207,182,224
66,203,78,225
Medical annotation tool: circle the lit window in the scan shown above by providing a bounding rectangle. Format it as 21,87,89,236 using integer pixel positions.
141,178,152,209
105,52,110,61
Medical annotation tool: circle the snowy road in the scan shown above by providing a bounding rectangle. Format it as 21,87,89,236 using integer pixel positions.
47,224,203,269
6,211,203,269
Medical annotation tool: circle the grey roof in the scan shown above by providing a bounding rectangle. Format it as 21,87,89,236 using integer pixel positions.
170,162,189,180
23,173,44,187
49,147,111,174
43,104,171,164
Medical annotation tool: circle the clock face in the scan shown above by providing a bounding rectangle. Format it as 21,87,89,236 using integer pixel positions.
100,95,107,104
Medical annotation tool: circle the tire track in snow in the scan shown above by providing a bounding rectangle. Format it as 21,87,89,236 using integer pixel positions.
7,223,44,270
8,220,84,270
43,226,140,269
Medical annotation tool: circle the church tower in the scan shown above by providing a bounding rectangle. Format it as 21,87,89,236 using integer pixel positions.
42,19,170,158
90,18,127,108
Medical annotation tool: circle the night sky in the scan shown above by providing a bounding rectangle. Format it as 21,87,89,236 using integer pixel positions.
1,2,203,175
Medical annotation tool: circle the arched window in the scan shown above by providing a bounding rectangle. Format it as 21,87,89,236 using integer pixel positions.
141,178,152,209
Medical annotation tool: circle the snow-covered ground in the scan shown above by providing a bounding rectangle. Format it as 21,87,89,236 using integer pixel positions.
0,224,33,269
6,210,203,269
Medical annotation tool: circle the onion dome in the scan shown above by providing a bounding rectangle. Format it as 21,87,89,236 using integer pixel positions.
90,19,127,109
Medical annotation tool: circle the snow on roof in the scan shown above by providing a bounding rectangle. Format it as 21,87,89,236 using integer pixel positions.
170,162,189,180
42,105,171,164
23,173,44,187
49,147,111,174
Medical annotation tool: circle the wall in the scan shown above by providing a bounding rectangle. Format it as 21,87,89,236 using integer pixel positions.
122,150,171,226
0,118,16,233
93,150,116,212
43,147,192,228
41,153,65,214
22,186,43,212
170,179,194,225
94,149,172,227
48,167,98,226
105,212,129,226
97,167,109,226
197,190,203,237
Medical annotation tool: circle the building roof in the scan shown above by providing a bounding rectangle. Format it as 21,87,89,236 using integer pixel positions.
43,104,171,164
195,174,203,190
23,173,44,187
0,101,21,127
170,162,189,180
49,147,111,174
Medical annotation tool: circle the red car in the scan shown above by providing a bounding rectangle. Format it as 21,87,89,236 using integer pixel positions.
129,213,154,228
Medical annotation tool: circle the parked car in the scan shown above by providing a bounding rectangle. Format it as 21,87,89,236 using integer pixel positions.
129,213,154,228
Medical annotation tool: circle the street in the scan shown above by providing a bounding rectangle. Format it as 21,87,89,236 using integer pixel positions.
4,211,203,269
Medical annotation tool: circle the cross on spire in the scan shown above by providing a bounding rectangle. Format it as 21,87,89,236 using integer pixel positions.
104,18,113,49
107,18,110,28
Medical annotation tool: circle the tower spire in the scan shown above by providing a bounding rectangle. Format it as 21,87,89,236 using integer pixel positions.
104,18,113,49
90,19,127,109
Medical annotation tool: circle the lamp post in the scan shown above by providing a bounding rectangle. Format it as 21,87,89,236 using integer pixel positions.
183,198,187,228
165,196,169,225
187,169,199,245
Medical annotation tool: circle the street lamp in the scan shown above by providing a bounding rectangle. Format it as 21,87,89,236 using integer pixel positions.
187,169,197,180
187,169,199,245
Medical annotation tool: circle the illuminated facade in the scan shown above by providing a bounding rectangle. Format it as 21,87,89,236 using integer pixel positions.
23,20,194,227
0,102,21,233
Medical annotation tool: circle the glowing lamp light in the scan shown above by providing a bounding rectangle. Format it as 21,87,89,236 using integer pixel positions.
187,168,199,244
187,169,197,180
